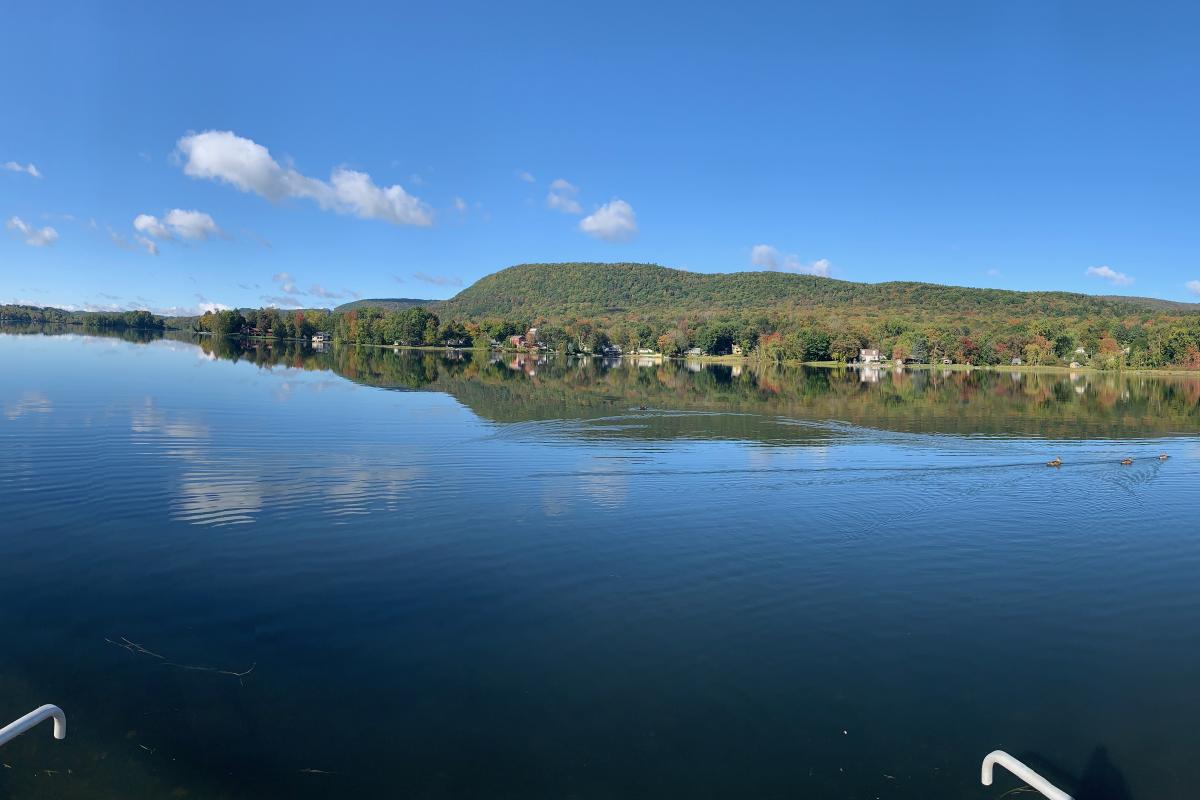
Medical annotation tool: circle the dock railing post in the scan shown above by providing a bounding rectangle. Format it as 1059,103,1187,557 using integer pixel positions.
982,750,1072,800
0,705,67,748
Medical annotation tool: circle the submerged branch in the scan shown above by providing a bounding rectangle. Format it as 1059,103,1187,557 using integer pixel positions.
106,636,256,684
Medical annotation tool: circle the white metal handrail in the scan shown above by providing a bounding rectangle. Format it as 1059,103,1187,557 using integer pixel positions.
0,705,67,748
982,750,1072,800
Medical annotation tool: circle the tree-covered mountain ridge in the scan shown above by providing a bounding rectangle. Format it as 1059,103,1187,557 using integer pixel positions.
433,262,1200,319
8,262,1200,369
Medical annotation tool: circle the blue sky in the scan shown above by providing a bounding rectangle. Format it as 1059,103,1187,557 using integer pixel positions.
2,0,1199,314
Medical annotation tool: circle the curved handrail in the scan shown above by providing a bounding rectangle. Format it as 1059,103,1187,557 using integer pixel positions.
982,750,1072,800
0,705,67,747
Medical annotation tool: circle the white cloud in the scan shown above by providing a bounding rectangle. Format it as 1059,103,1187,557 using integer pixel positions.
750,244,781,269
308,284,359,300
517,170,535,183
6,216,58,247
750,244,830,276
260,295,305,308
135,236,159,256
109,226,151,254
986,268,1001,277
579,199,637,242
2,161,40,178
164,209,220,240
108,227,134,251
1187,280,1200,297
129,210,219,253
412,272,463,287
802,258,832,277
452,196,468,213
1086,265,1133,287
546,178,582,214
272,272,300,295
175,130,433,227
134,213,171,239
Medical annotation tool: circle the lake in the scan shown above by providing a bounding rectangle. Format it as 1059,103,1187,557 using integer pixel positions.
2,329,1198,799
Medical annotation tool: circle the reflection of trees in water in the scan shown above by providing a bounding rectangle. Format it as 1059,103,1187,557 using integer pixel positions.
9,325,1200,440
0,321,163,344
127,333,1200,439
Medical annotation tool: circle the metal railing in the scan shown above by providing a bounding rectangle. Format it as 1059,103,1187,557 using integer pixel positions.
982,750,1072,800
0,705,67,748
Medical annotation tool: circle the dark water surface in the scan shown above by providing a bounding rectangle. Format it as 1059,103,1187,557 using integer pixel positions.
2,331,1198,799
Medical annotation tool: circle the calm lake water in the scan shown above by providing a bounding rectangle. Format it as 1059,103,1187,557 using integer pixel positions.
2,330,1199,799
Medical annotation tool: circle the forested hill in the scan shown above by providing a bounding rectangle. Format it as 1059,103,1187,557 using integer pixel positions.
438,262,1199,320
334,298,434,313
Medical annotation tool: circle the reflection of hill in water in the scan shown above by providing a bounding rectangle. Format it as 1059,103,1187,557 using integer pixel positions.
8,325,1199,441
196,336,1200,441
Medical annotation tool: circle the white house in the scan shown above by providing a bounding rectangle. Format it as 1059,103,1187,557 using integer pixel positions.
860,349,881,364
312,332,332,344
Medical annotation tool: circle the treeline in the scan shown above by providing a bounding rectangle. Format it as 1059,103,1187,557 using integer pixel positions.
198,301,1200,370
490,310,1200,369
193,305,476,348
193,307,332,338
0,304,164,330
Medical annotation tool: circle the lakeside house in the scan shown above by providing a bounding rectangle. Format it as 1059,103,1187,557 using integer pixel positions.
942,357,953,365
1011,357,1023,366
685,347,704,356
859,349,881,364
508,327,542,351
731,344,743,356
312,331,332,345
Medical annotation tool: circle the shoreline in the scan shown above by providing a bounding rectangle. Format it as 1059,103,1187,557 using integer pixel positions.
52,329,1200,377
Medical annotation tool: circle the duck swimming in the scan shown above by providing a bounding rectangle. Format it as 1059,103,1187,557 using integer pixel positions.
1159,454,1170,461
1046,457,1063,467
1121,458,1134,465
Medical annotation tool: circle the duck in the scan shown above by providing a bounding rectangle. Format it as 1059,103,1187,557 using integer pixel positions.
1121,458,1134,466
1158,453,1170,461
1046,457,1063,468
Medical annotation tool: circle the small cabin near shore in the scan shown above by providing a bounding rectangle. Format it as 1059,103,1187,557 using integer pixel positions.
859,349,881,364
312,332,332,344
